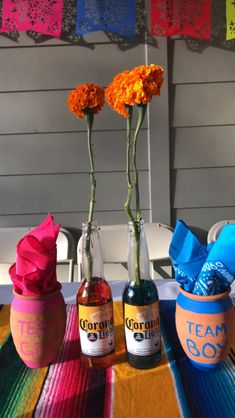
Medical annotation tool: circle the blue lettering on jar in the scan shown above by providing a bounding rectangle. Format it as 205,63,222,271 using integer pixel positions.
185,321,226,337
186,339,200,357
215,323,227,336
186,339,227,358
204,326,215,337
186,321,194,334
202,343,216,358
195,323,203,337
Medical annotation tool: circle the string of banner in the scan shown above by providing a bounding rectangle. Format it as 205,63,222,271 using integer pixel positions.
0,0,234,43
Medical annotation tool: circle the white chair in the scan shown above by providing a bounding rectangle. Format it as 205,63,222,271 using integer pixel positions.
77,222,173,281
207,220,235,244
56,227,76,282
0,226,76,284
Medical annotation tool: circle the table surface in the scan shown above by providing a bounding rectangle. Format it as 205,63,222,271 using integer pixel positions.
1,279,235,304
0,280,235,418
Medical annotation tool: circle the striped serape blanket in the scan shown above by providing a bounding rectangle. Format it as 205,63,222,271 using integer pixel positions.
0,301,235,418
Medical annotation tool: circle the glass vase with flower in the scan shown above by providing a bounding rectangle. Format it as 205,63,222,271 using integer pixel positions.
106,65,164,369
67,84,114,366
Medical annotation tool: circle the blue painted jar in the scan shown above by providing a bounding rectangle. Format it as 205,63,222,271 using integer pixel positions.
175,287,235,370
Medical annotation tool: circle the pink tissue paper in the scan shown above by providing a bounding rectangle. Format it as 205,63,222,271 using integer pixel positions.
9,214,61,296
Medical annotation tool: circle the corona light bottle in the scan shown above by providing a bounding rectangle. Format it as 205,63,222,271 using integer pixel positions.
77,221,114,367
123,220,161,369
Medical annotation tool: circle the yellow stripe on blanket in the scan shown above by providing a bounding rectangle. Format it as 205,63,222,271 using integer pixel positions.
113,302,181,418
16,367,49,417
0,305,11,346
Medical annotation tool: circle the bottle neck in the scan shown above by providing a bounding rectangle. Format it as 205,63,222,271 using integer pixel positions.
127,220,150,282
81,221,104,280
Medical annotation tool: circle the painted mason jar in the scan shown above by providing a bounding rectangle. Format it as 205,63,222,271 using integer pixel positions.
10,287,66,368
175,287,235,370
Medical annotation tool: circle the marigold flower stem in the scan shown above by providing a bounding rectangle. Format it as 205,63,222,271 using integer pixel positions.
124,105,135,224
133,221,141,286
85,111,95,283
133,104,147,221
123,105,141,286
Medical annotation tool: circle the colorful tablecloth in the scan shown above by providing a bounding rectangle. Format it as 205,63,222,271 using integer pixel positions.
0,301,235,418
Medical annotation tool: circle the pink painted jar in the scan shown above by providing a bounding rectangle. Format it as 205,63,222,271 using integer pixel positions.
176,287,235,370
10,287,66,368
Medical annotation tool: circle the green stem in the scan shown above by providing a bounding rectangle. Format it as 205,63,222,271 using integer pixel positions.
124,105,144,287
85,111,95,283
133,104,147,220
132,220,141,286
124,105,135,224
132,105,147,286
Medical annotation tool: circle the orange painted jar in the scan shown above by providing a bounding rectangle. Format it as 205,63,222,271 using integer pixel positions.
175,287,235,370
10,287,66,368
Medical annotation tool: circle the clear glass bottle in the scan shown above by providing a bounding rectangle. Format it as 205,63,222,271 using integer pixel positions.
77,221,115,367
122,220,161,369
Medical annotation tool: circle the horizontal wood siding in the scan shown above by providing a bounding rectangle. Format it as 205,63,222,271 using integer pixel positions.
0,27,169,232
173,126,235,169
173,40,235,83
173,168,235,208
0,171,150,214
0,90,147,134
0,32,147,229
173,83,235,127
0,130,148,175
148,37,171,224
0,210,150,228
0,43,147,91
170,39,235,238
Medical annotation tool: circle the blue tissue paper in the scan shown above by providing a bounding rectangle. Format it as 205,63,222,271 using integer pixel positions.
169,220,234,295
193,225,235,295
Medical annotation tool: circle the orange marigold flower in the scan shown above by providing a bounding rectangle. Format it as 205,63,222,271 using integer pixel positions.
67,83,105,119
105,64,164,117
105,71,132,117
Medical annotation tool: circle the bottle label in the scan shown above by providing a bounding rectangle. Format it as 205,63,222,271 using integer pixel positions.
78,302,114,356
124,302,161,356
